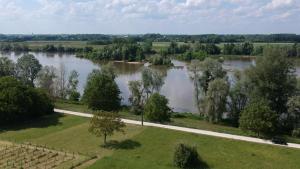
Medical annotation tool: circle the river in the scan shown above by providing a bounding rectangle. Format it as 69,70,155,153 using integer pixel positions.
2,52,298,113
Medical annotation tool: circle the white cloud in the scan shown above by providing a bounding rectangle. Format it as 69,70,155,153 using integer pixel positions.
0,0,299,33
265,0,294,10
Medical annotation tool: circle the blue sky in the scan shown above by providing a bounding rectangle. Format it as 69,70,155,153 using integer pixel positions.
0,0,299,34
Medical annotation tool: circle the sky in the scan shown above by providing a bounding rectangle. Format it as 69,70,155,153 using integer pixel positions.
0,0,299,34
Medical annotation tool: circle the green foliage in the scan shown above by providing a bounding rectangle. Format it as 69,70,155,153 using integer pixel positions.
84,43,145,62
128,81,144,115
144,93,171,122
292,128,300,138
82,67,121,111
89,111,125,144
0,76,54,124
287,96,300,131
0,57,15,77
149,54,173,66
16,54,42,86
239,99,278,136
67,70,80,101
173,143,200,169
37,66,57,97
203,78,229,123
223,42,254,55
178,51,207,61
245,46,297,132
142,68,165,97
228,71,249,126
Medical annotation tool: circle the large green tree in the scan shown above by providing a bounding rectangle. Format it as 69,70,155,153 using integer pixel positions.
82,66,121,111
245,46,297,131
144,93,171,122
202,78,229,123
16,54,42,86
0,76,54,124
188,58,226,116
239,99,278,137
228,71,249,126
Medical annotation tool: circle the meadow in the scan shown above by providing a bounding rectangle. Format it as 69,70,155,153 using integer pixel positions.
0,113,300,169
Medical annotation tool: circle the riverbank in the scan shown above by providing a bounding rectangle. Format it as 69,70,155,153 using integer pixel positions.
54,100,300,144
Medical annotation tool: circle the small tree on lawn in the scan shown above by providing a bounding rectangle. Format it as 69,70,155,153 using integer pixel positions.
239,99,278,137
89,111,125,145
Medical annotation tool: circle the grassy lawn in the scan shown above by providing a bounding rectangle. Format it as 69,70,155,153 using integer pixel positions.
89,127,300,169
55,100,300,144
1,113,300,169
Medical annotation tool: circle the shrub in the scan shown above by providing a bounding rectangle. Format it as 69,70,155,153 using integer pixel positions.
144,93,171,122
0,76,54,124
292,128,300,138
173,143,200,169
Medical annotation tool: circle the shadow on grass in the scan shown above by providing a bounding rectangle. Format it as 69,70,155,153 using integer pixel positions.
102,139,141,150
0,113,63,133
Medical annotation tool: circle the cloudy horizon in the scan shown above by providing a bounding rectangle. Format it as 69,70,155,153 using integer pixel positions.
0,0,299,34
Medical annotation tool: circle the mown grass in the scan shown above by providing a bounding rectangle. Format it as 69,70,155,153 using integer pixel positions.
1,113,300,169
55,100,300,144
88,127,300,169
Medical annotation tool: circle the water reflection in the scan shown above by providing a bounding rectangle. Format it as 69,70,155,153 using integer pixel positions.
1,52,299,113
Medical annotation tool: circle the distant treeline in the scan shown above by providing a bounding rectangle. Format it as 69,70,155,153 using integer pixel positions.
0,43,93,53
1,34,300,43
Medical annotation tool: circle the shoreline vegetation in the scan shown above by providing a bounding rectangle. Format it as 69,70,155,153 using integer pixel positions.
1,36,299,66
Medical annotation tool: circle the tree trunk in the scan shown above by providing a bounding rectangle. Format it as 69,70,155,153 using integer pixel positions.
104,133,107,145
141,111,144,126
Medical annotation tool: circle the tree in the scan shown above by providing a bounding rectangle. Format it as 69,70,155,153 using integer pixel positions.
89,111,125,145
0,57,15,77
16,54,42,86
245,46,297,131
144,93,171,122
202,79,229,123
128,81,144,115
82,68,121,111
188,58,226,116
241,42,254,55
37,66,57,97
142,68,165,98
173,143,200,169
0,76,54,124
67,70,80,101
239,99,278,137
287,96,300,131
228,71,249,126
55,63,68,99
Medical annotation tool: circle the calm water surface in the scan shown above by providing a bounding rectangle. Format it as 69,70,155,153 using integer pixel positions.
2,52,297,113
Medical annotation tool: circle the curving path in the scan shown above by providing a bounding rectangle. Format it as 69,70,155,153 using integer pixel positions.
54,108,300,149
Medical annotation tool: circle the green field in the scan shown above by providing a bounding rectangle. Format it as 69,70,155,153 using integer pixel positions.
55,101,300,144
1,113,300,169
